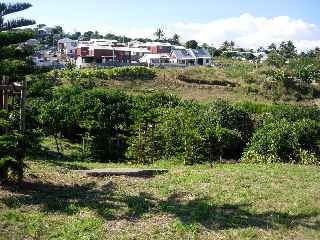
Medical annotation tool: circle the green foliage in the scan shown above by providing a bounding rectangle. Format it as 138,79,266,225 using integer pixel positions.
278,41,297,59
185,40,198,49
265,105,320,124
243,119,320,164
0,157,19,181
0,31,34,47
266,52,286,67
27,74,57,100
51,66,156,81
127,100,252,164
36,86,132,160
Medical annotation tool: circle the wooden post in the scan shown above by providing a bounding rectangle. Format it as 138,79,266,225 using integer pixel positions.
0,76,3,109
19,78,27,132
2,76,9,133
17,78,27,182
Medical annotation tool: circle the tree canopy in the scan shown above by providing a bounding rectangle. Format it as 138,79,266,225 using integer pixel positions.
185,40,198,49
0,1,35,182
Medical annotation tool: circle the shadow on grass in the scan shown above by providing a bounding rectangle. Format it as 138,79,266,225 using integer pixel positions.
32,151,90,171
1,181,319,231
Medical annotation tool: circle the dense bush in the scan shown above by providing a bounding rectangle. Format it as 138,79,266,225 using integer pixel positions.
243,119,320,164
36,86,131,160
126,100,253,164
28,73,320,165
50,66,156,81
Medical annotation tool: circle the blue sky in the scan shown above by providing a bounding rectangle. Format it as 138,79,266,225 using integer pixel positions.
3,0,320,49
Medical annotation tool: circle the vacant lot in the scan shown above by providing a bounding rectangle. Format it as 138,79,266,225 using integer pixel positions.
1,160,319,240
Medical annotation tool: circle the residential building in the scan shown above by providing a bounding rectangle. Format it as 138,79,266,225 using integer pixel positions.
139,53,170,66
146,42,172,54
57,38,78,57
189,49,212,65
76,45,131,68
130,47,151,62
170,48,196,65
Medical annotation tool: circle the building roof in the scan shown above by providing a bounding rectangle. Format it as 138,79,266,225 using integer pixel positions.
88,46,131,52
171,49,195,60
130,47,150,53
91,39,118,43
140,53,170,61
189,48,211,58
58,38,77,44
173,45,186,50
145,42,172,47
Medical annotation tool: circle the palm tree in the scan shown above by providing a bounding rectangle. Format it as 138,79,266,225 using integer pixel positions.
154,28,165,41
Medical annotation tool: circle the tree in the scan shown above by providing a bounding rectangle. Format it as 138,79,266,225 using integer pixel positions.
70,31,81,40
185,40,198,49
0,2,35,31
51,25,64,36
83,31,94,41
93,30,103,39
257,46,266,53
168,33,180,45
278,41,297,59
266,52,286,68
154,28,165,41
230,41,235,49
0,1,35,181
220,41,235,51
267,43,277,53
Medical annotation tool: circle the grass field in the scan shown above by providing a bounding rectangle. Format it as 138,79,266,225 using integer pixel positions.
1,159,319,240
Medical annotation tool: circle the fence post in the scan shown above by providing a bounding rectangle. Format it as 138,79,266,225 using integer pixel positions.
0,76,3,109
19,78,27,132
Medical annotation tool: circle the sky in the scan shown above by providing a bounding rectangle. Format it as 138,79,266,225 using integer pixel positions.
3,0,320,50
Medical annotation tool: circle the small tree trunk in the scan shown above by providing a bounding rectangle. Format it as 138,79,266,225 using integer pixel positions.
54,133,60,154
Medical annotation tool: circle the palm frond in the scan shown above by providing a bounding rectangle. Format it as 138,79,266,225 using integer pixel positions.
0,18,36,31
0,3,32,17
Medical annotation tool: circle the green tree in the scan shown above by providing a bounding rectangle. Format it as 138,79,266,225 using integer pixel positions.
70,31,81,40
93,30,103,39
279,41,297,59
50,25,64,35
266,52,286,68
267,43,277,53
0,1,35,181
185,40,198,49
169,33,180,45
220,41,235,51
83,31,94,41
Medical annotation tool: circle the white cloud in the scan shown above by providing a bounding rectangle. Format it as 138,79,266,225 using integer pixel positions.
169,14,320,51
100,13,320,51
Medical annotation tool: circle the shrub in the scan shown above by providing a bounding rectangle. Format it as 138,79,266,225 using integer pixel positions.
265,105,320,124
50,66,156,81
243,119,320,164
127,100,252,164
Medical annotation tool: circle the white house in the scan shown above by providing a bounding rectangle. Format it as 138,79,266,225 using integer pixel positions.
130,47,151,62
90,39,118,46
188,49,212,65
25,38,40,46
171,48,196,65
139,53,170,66
57,38,78,57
